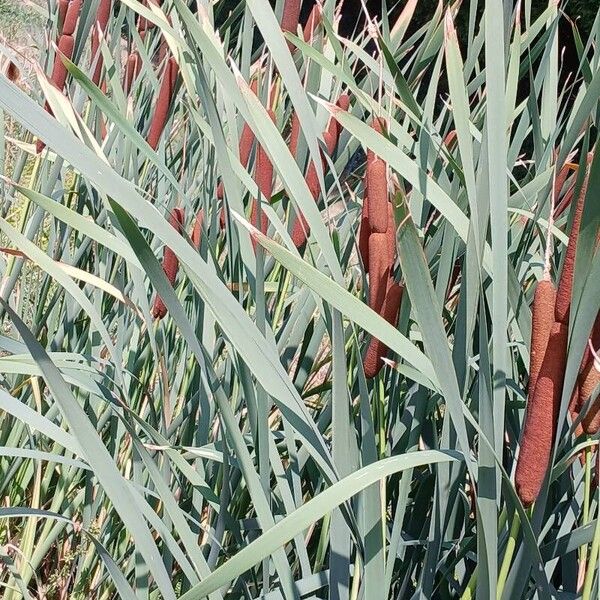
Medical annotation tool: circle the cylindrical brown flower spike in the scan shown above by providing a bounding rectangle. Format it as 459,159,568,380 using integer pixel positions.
368,232,391,314
555,157,591,323
123,52,142,95
358,195,370,272
366,118,388,233
363,282,403,378
57,0,69,33
152,207,185,320
303,3,322,42
515,321,568,507
191,209,204,249
50,34,75,91
281,0,301,47
36,34,75,153
90,0,112,86
147,57,179,150
138,0,162,32
250,109,275,242
62,0,81,36
290,94,350,248
528,278,557,397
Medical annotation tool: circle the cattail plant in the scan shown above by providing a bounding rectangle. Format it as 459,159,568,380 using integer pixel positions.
152,207,185,320
90,0,112,86
363,282,403,378
366,117,388,233
555,155,591,323
515,320,569,506
147,56,179,150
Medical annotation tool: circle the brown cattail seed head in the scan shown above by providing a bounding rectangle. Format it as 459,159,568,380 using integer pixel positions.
152,207,184,319
90,0,112,85
191,209,204,249
124,52,141,95
281,0,301,47
147,57,179,150
515,320,568,507
358,196,370,272
555,159,590,323
368,233,391,314
528,279,557,397
365,118,388,233
62,0,81,36
239,122,255,169
57,0,69,32
303,3,322,42
363,282,403,378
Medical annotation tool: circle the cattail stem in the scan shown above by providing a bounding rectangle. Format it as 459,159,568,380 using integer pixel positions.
496,513,520,600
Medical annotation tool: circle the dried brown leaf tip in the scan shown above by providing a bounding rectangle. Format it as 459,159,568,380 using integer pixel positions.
152,207,185,320
4,61,20,83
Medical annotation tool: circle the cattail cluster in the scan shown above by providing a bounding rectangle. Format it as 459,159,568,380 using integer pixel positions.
146,56,179,150
290,94,350,248
152,207,185,320
357,118,402,378
37,0,80,153
515,152,593,507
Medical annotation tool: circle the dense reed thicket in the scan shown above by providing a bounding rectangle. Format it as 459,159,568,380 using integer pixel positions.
0,0,599,598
